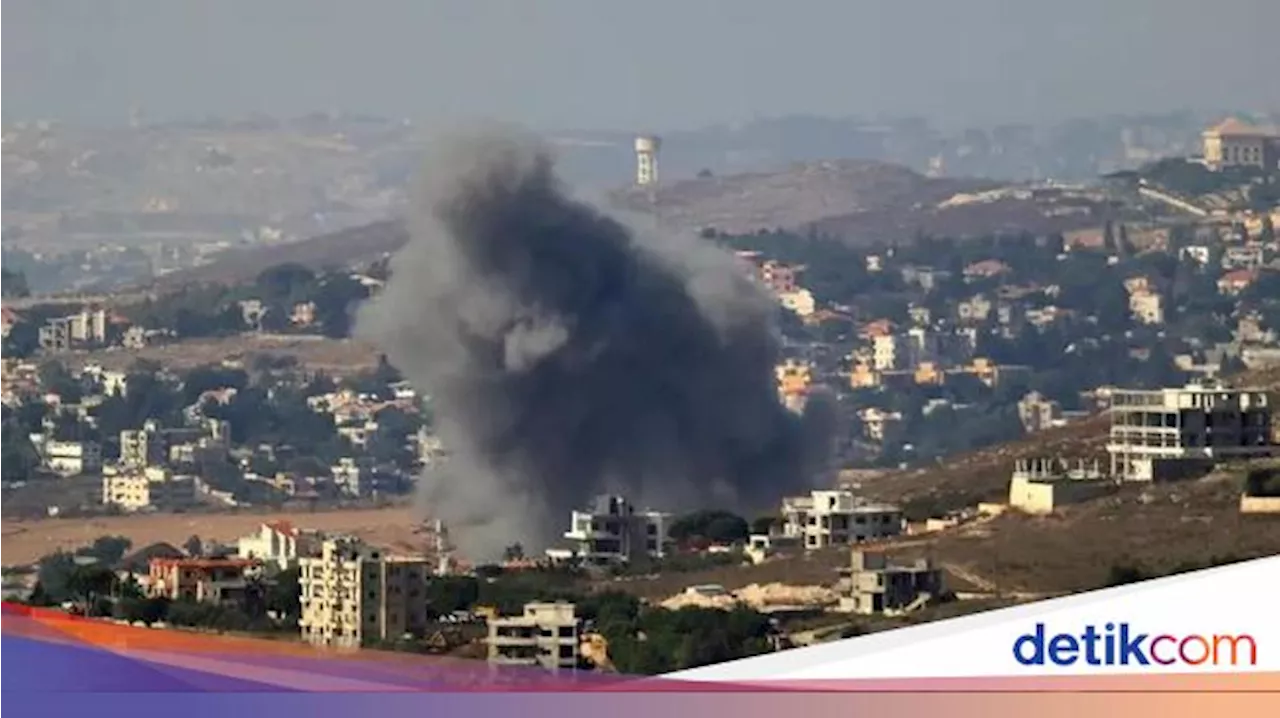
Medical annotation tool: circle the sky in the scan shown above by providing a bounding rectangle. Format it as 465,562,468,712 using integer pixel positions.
3,0,1279,131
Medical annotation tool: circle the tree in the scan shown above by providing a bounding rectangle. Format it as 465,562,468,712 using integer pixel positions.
266,567,302,625
750,515,780,536
183,535,204,557
79,535,133,565
668,510,750,545
503,543,525,562
114,596,170,626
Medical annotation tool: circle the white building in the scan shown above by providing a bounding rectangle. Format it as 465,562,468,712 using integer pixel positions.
778,289,817,318
546,495,671,565
298,538,429,649
1107,381,1276,481
1007,458,1114,515
101,467,197,512
871,334,900,371
634,136,661,187
780,490,904,550
487,601,580,671
237,521,316,570
43,440,102,476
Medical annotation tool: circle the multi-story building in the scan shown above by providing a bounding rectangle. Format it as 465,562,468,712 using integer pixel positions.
236,521,317,570
871,334,899,371
780,490,903,550
148,557,259,603
838,549,943,615
1201,118,1280,171
298,538,429,649
120,420,167,468
546,495,671,565
101,467,197,512
487,601,580,672
1107,381,1276,481
42,440,102,476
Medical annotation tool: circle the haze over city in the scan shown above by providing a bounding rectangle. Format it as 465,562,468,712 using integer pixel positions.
5,0,1279,130
3,0,1280,685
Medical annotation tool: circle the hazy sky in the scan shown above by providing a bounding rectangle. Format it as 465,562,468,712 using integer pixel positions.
4,0,1279,131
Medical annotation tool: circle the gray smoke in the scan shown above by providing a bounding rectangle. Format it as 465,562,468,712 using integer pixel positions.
355,126,834,560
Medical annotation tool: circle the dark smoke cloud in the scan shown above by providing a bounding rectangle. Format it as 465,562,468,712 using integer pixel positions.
355,125,834,560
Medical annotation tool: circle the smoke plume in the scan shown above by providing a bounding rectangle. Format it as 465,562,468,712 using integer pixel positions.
355,126,834,560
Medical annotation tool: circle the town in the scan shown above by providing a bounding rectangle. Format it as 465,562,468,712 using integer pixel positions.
3,114,1280,675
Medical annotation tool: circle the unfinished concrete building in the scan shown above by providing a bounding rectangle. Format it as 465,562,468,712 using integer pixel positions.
487,602,580,672
1107,381,1275,481
837,549,943,616
1007,458,1115,514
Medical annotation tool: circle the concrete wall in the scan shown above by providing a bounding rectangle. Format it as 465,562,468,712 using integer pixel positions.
1240,495,1280,514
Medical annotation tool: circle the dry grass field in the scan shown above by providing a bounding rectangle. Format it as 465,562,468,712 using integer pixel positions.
1,505,428,565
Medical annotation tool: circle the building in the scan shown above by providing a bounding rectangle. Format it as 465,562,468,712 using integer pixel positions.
778,288,816,318
1007,458,1114,515
634,135,661,187
546,495,671,565
838,549,943,615
38,317,73,352
148,557,259,603
775,358,812,401
758,260,799,294
1107,381,1276,481
1201,118,1280,171
42,440,102,476
1129,290,1165,325
101,467,197,512
237,521,316,570
487,601,580,671
780,490,903,550
120,421,166,468
871,334,899,370
298,538,429,649
1017,391,1062,433
1218,269,1258,296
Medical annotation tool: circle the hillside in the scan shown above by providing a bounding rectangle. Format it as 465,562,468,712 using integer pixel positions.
142,220,408,291
612,159,1107,242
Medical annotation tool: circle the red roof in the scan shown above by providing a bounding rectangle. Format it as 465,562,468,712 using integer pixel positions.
1221,269,1258,285
265,520,298,537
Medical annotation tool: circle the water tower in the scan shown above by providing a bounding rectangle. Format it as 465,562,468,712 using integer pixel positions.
635,135,661,187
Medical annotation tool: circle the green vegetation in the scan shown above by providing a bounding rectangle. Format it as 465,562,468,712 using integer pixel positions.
122,262,372,339
579,591,774,674
667,510,750,546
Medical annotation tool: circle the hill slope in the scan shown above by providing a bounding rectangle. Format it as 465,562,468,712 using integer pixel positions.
142,220,408,290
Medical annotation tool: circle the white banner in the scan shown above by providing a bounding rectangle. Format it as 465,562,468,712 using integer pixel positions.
667,556,1279,681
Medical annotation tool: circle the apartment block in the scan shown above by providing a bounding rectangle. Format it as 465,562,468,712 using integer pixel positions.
487,601,580,671
1107,381,1275,481
780,490,903,550
298,538,429,649
546,495,671,565
42,440,102,476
